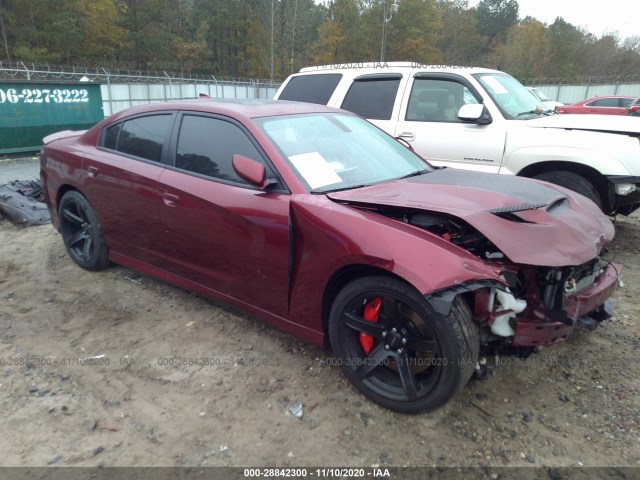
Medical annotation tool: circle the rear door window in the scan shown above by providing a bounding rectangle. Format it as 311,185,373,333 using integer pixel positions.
278,74,342,105
103,123,121,150
341,76,401,120
105,114,173,162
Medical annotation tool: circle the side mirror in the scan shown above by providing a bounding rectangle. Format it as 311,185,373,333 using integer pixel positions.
458,104,492,125
232,154,268,189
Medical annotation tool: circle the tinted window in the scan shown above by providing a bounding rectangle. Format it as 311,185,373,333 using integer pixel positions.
621,98,633,107
103,123,121,150
341,78,400,120
175,115,263,183
278,74,342,104
117,115,172,162
588,98,619,107
407,78,478,122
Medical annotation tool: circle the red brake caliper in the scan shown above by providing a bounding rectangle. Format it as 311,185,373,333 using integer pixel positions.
359,297,383,355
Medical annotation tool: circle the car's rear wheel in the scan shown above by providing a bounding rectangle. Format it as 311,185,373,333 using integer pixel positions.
328,276,478,413
534,171,602,209
58,191,110,271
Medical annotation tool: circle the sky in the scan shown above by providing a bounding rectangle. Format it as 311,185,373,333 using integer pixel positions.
467,0,637,41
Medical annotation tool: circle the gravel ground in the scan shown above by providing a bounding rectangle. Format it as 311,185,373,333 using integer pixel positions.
0,208,638,469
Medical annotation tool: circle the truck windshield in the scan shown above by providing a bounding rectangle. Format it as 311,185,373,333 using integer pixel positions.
474,73,550,119
531,88,551,102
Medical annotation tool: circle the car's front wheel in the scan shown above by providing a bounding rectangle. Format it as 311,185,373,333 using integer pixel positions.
328,276,478,413
58,191,110,271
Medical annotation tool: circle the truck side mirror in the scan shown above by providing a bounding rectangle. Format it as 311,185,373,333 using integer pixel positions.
458,104,492,125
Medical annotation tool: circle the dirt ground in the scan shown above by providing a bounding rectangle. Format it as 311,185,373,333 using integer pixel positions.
0,209,638,469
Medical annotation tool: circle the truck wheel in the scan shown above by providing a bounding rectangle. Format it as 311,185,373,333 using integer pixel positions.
534,171,602,209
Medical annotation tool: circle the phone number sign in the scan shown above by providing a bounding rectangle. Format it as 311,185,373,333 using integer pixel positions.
0,82,104,154
0,87,90,105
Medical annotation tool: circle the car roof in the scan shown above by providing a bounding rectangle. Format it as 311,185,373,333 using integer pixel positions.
583,95,635,101
296,62,501,77
107,99,343,121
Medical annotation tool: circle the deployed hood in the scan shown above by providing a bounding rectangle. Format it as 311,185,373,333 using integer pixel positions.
527,114,640,136
328,169,614,267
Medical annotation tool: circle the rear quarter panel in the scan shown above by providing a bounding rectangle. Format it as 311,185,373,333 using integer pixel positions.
40,137,88,229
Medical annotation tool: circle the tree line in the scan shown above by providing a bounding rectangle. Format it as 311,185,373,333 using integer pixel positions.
1,0,639,82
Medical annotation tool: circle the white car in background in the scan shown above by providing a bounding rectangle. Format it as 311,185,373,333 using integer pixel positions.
275,62,640,215
526,87,563,110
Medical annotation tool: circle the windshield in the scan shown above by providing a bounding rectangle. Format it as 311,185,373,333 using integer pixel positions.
257,113,430,193
474,73,550,119
531,88,550,102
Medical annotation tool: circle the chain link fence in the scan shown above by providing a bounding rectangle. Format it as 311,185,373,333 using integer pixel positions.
0,62,282,115
521,74,640,86
0,61,278,86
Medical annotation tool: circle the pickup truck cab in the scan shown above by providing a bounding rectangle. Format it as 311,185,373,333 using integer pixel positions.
274,62,640,215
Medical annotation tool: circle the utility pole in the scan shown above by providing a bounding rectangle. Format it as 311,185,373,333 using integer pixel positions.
0,0,10,62
270,0,274,82
291,0,297,74
380,0,399,62
380,0,387,62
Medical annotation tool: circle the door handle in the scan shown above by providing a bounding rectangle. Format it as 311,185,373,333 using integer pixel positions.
398,132,415,142
160,191,180,207
87,166,99,177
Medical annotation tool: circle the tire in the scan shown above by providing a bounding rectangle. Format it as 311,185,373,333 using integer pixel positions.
328,276,478,413
533,171,602,209
58,191,110,271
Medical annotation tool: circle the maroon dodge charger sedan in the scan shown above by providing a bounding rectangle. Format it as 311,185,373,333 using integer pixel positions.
40,99,619,413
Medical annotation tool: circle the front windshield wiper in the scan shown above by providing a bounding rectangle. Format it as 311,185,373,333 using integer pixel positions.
516,109,553,118
311,184,370,194
398,169,431,180
312,170,431,194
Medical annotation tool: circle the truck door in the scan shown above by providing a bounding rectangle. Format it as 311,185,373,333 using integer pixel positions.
394,73,506,173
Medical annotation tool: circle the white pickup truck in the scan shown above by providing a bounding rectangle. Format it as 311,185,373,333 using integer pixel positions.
274,62,640,215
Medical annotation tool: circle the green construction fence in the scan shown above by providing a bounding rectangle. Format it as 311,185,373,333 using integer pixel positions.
0,82,104,155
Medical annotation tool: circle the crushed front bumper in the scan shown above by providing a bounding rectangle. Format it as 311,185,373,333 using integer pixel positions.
513,263,620,346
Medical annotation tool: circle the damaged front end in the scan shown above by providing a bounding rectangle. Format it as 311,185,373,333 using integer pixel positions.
328,169,620,351
358,204,620,349
428,259,619,350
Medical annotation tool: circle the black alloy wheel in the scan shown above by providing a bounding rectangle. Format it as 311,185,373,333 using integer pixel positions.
329,276,478,413
58,191,110,271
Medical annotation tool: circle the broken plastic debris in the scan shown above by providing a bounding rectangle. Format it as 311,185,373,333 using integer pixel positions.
286,402,304,419
0,180,50,227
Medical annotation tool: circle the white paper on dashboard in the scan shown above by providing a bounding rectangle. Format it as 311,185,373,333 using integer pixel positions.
289,152,342,189
482,76,508,95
